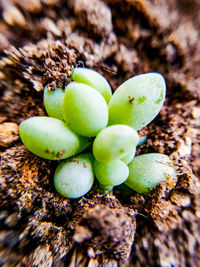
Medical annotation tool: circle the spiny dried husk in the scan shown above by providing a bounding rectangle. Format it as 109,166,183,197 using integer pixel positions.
0,0,200,266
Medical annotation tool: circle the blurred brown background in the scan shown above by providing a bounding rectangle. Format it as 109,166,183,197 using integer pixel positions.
0,0,200,266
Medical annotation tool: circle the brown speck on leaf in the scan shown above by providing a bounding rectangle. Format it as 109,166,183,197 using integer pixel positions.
128,95,135,104
72,158,79,163
82,162,88,168
57,150,65,158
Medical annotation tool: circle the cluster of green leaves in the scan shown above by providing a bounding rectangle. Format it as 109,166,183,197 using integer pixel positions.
19,68,176,198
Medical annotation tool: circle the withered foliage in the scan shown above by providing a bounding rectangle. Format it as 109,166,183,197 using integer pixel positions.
0,0,200,266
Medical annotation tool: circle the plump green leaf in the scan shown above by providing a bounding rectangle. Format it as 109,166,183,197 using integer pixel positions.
19,117,89,160
108,73,166,130
93,124,139,163
63,82,108,137
94,159,129,186
43,86,65,121
71,67,112,103
54,153,94,198
125,153,176,193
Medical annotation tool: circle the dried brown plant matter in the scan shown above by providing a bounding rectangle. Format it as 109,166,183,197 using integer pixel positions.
0,0,200,266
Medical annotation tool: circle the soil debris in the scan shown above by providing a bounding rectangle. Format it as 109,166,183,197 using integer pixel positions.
0,0,200,266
